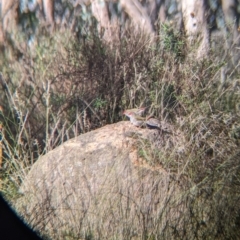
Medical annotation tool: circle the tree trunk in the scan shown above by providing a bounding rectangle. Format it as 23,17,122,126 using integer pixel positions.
221,0,239,45
120,0,154,37
181,0,210,59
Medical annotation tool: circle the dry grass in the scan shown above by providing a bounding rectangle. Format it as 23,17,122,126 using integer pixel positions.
0,20,239,239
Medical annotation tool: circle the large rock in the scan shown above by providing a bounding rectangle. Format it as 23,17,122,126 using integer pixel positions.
16,121,183,239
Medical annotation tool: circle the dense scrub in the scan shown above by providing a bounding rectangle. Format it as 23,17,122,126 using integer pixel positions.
0,20,239,239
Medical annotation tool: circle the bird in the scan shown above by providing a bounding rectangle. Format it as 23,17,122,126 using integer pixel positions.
145,116,161,129
123,111,145,127
123,107,146,116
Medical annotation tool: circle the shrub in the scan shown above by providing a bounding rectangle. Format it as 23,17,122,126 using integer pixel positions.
0,20,239,239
